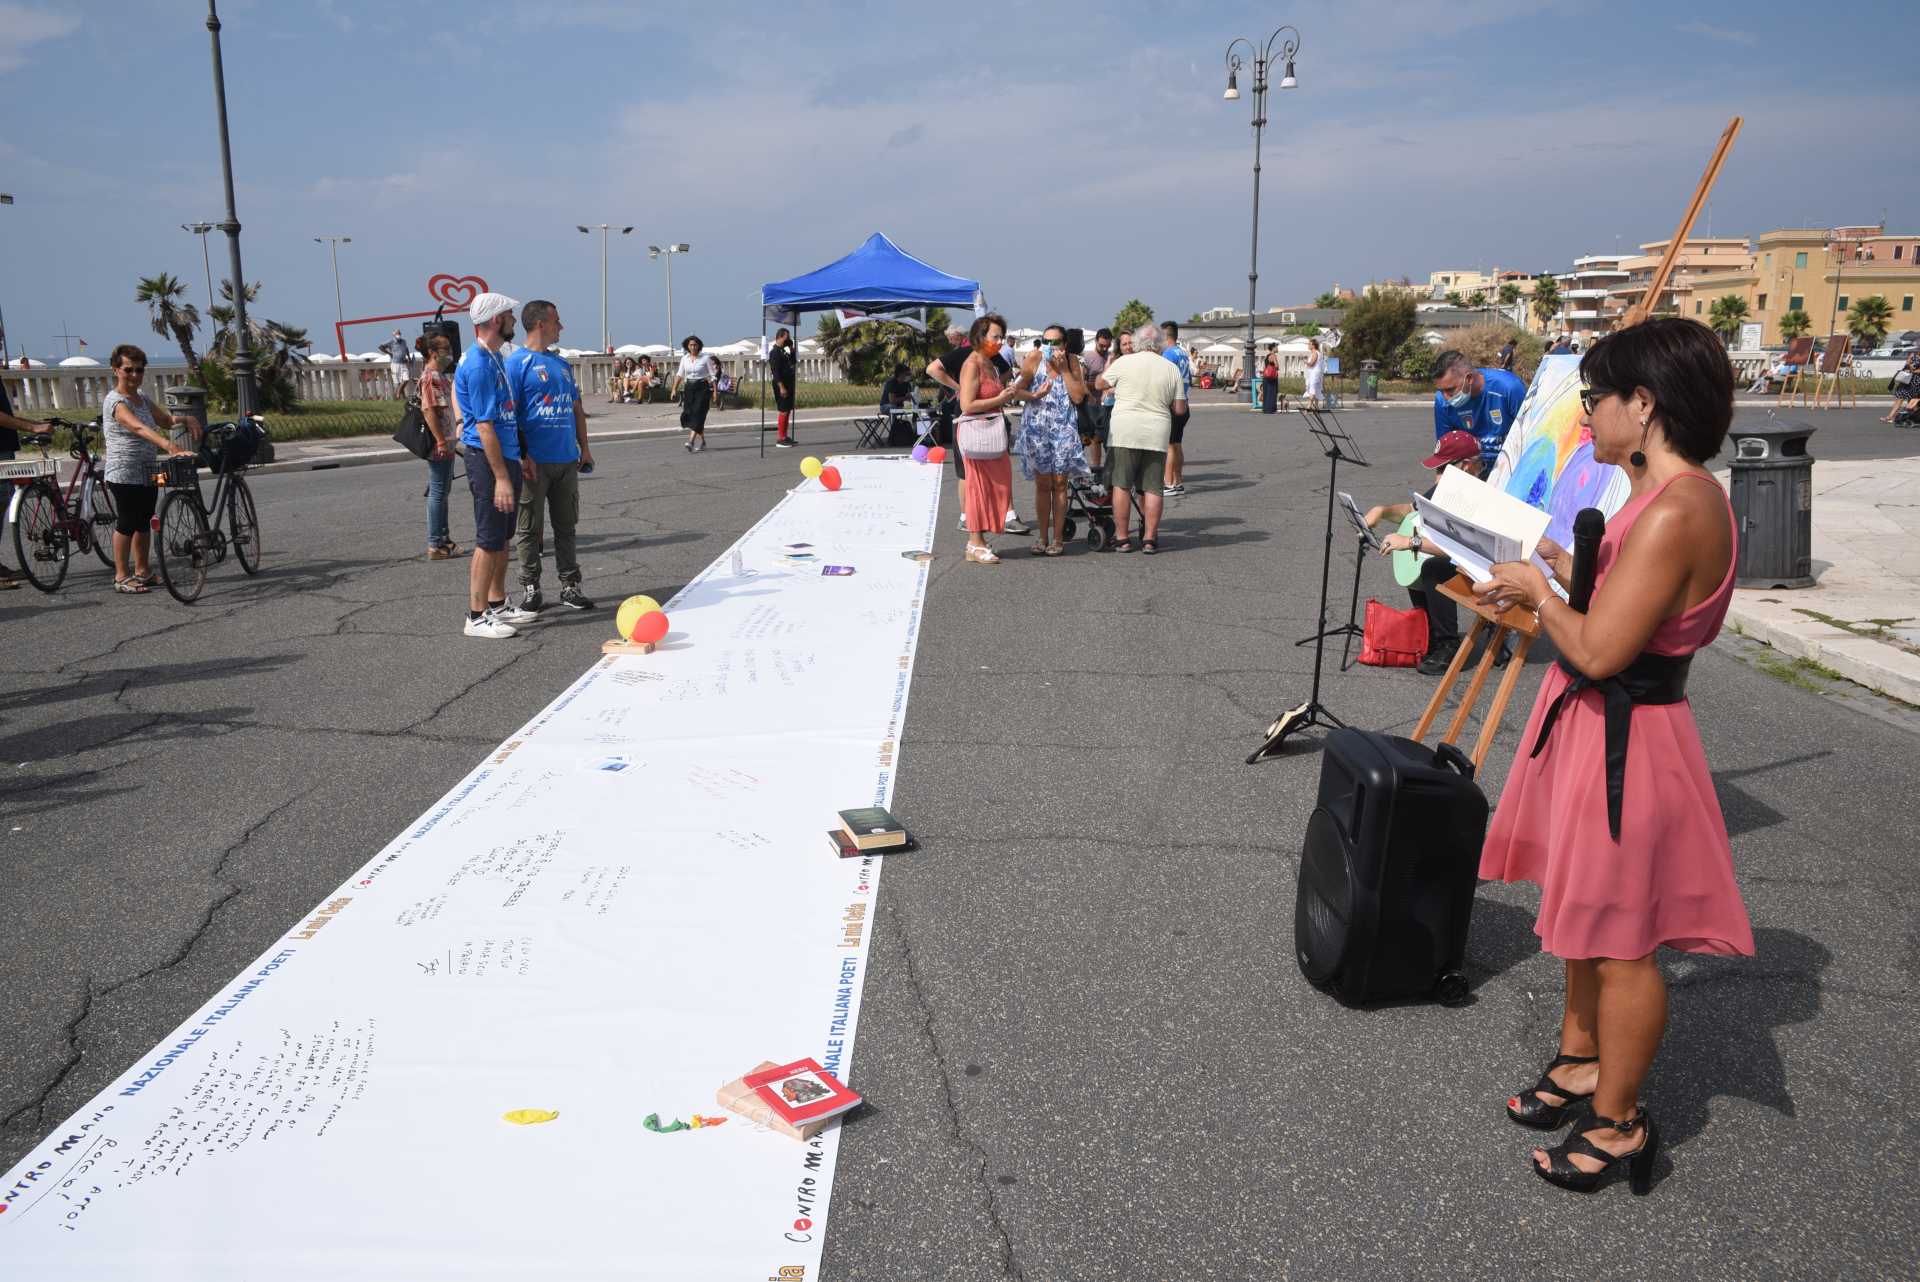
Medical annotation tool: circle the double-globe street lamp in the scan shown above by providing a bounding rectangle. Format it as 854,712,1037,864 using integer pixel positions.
578,224,634,354
1223,25,1300,407
648,243,691,347
204,0,258,414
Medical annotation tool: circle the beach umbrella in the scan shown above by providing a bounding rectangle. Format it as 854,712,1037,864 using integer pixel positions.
1198,342,1240,356
308,352,338,362
58,355,101,366
14,357,45,367
614,343,645,356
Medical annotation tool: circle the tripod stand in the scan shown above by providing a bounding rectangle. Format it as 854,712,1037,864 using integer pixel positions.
1247,407,1370,763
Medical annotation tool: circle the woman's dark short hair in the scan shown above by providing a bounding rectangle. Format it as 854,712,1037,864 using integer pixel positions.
111,343,147,369
683,334,702,352
968,312,1008,347
1579,317,1734,464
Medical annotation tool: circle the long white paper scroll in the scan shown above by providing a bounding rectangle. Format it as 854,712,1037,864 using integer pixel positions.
0,454,942,1281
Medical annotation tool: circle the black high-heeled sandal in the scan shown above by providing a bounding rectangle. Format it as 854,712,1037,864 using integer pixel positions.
1506,1053,1596,1129
1533,1107,1659,1195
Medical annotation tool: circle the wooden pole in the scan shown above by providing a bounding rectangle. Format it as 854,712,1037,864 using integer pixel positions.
1619,116,1743,329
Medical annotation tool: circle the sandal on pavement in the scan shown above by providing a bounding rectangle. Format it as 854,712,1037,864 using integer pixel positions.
114,578,150,594
1507,1053,1597,1130
1533,1107,1659,1195
1141,539,1159,555
1045,542,1064,557
1029,541,1050,557
1111,539,1135,553
965,545,1000,564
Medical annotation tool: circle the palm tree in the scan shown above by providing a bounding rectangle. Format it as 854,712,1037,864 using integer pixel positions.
136,273,201,371
1312,290,1349,310
1497,283,1522,307
1445,290,1465,308
1466,289,1487,310
1530,275,1561,330
1113,299,1153,335
814,308,949,385
1777,308,1812,342
1847,294,1893,348
1707,294,1750,344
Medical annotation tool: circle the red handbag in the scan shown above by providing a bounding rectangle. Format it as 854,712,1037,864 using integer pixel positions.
1359,599,1429,668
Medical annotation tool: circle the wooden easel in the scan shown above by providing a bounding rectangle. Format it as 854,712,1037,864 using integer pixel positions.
1775,336,1815,408
1810,334,1857,409
1411,577,1543,770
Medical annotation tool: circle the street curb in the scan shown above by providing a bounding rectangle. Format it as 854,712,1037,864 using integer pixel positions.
249,413,873,477
1724,595,1920,706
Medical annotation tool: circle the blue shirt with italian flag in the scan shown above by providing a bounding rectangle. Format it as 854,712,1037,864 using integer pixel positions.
1433,365,1526,464
505,347,580,464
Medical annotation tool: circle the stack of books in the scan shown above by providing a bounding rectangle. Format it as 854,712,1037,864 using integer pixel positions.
827,805,915,858
716,1058,863,1140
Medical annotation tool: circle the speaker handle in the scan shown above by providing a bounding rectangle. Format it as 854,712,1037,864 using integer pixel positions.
1433,741,1477,781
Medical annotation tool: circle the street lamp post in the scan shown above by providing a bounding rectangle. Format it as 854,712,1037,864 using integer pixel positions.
313,235,350,357
647,243,692,346
1223,25,1300,408
0,192,13,367
204,0,257,415
182,222,217,309
578,224,634,353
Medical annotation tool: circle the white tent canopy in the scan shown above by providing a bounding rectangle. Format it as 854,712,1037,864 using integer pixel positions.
13,357,45,367
1197,342,1240,356
58,355,100,367
308,352,339,362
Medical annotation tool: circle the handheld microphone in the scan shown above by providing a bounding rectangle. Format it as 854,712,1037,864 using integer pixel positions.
1568,507,1604,613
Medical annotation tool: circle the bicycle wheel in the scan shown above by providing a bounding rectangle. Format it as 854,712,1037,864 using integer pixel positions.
227,475,261,575
87,475,117,569
154,491,211,604
10,479,70,593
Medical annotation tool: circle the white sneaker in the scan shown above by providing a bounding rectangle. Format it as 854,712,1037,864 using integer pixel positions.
464,610,517,639
494,602,539,626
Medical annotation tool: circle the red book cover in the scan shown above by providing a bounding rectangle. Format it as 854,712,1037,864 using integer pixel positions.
742,1058,861,1127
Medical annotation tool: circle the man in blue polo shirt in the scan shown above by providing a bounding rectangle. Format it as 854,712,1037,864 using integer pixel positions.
1431,348,1526,466
1160,319,1194,496
454,291,537,639
506,299,594,614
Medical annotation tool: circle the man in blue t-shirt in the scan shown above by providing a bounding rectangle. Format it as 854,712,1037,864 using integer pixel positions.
453,291,537,639
1160,320,1194,496
506,299,594,614
1431,349,1527,466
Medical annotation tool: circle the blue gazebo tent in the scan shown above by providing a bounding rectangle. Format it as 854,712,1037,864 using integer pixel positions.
758,234,982,453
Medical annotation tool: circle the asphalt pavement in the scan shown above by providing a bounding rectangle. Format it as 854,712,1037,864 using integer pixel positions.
2,399,1915,1280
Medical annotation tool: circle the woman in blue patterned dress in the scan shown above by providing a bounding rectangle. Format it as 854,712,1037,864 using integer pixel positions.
1014,324,1089,556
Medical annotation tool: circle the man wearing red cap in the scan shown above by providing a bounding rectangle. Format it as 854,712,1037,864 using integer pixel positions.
1361,429,1495,674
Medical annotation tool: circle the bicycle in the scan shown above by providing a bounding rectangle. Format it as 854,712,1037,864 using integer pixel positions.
6,417,119,592
152,420,264,604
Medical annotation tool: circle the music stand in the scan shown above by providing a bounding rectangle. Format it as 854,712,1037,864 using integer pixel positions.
1248,407,1369,763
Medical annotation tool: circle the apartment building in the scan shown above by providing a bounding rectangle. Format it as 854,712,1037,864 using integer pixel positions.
1681,226,1920,347
1606,237,1753,324
1552,255,1631,342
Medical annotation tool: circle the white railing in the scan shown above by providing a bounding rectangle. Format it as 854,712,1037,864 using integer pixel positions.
1,351,848,417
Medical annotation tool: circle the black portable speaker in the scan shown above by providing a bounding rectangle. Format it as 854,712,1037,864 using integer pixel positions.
1295,728,1488,1006
420,317,462,365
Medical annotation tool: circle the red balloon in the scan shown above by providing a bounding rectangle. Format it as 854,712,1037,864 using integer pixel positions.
926,446,946,463
630,610,669,644
819,465,843,491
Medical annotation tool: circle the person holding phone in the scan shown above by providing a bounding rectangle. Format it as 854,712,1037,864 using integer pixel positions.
955,313,1036,564
1013,324,1089,556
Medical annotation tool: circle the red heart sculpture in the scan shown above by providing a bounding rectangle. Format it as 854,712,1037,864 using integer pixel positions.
427,274,489,309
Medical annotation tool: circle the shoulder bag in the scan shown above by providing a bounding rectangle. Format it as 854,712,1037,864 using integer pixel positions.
954,412,1008,459
392,397,435,460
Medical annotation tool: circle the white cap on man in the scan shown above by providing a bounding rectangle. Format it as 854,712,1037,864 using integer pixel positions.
469,292,519,326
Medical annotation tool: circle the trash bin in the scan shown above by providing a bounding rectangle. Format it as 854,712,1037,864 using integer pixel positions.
163,386,207,450
1728,417,1815,589
1360,358,1380,401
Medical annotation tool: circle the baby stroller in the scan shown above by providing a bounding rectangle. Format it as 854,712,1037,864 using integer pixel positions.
1061,460,1119,551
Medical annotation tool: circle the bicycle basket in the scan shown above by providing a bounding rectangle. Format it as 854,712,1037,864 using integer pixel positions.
199,417,266,473
156,455,199,489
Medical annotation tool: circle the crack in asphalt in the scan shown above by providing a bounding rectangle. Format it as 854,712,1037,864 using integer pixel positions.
887,903,1027,1282
0,784,315,1137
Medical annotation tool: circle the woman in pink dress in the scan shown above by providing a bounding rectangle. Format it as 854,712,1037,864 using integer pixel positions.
1474,318,1754,1195
956,314,1034,564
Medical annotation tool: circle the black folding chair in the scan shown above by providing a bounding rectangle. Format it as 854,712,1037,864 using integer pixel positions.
854,411,891,450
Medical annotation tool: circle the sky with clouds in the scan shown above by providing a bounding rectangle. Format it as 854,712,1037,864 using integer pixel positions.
2,0,1917,360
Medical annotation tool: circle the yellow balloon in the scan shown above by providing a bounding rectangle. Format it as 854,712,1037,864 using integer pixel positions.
616,594,663,640
800,455,824,478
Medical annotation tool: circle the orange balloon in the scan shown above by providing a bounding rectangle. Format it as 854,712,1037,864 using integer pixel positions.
926,446,946,463
819,465,843,491
629,610,669,644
